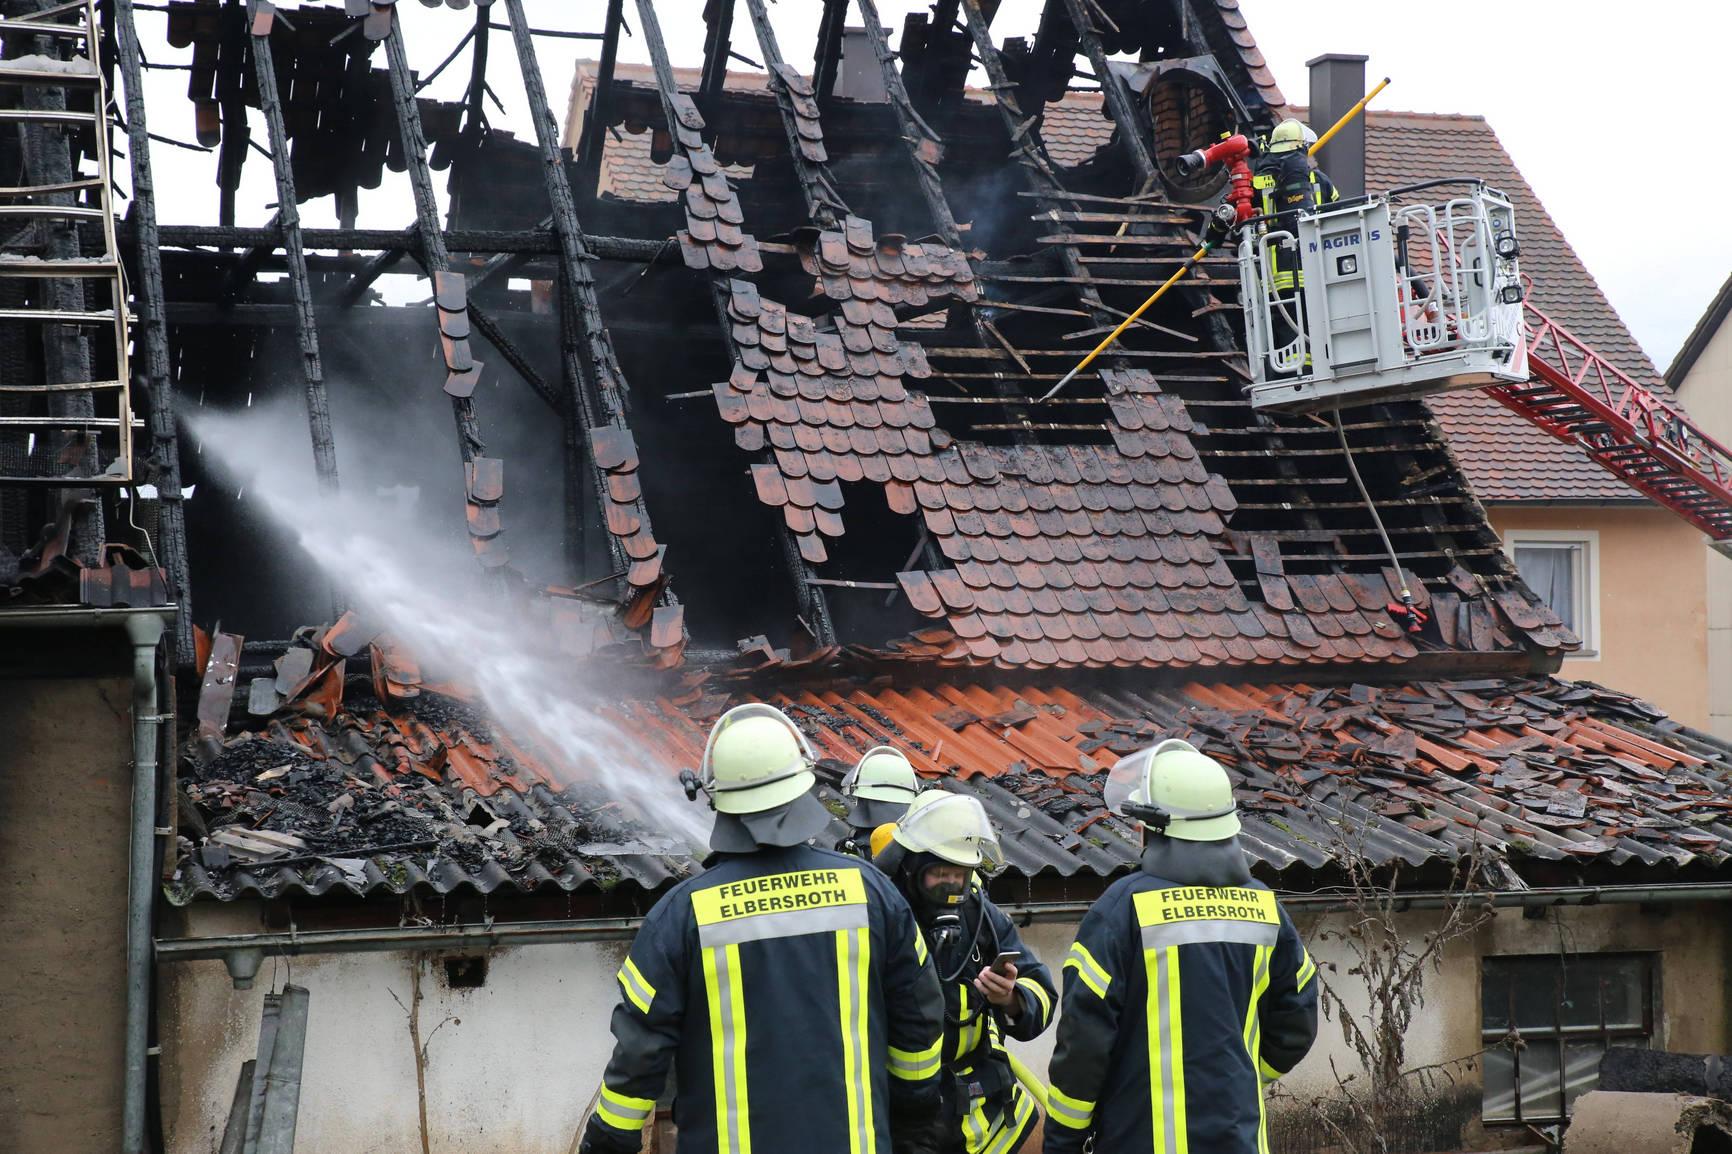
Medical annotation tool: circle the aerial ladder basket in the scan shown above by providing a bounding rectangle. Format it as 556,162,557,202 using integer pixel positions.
1241,179,1529,414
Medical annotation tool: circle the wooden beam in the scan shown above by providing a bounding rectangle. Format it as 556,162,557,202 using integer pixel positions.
249,25,341,511
577,0,625,190
698,0,736,113
504,0,638,578
114,0,193,661
811,0,847,105
632,0,835,646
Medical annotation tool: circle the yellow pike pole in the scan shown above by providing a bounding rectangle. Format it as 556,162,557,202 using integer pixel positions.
1038,239,1216,402
1042,76,1392,403
1310,75,1391,156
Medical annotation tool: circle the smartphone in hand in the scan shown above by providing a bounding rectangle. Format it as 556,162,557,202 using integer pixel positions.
990,950,1020,976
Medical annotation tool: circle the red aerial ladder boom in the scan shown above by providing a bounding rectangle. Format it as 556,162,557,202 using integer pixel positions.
1487,299,1732,541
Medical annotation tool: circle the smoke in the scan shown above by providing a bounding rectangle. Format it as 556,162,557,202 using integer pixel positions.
184,403,709,850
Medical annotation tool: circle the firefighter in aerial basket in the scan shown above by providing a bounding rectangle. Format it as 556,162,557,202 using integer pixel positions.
580,703,946,1154
838,745,922,859
876,791,1057,1154
1253,117,1340,373
1042,740,1319,1154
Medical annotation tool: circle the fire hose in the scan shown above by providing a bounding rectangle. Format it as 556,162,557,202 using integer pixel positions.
1007,1051,1050,1113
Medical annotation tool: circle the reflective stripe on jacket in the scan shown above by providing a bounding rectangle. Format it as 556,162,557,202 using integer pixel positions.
584,844,946,1154
1253,150,1341,291
1042,872,1319,1154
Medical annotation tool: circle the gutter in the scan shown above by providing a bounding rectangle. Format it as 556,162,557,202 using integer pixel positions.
3,606,178,1154
157,881,1732,983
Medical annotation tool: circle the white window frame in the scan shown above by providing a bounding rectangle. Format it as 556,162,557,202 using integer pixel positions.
1502,529,1600,659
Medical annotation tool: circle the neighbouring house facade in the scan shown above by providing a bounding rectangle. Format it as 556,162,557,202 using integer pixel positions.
1668,272,1732,740
6,2,1732,1153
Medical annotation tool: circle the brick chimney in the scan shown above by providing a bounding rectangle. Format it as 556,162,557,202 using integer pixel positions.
1306,53,1369,198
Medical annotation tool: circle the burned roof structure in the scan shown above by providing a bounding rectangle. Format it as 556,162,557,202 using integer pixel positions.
11,0,1728,908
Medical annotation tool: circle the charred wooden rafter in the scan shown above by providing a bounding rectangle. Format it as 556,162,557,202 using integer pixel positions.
811,0,847,107
854,0,1035,439
335,223,414,308
631,0,834,647
504,0,640,579
697,0,735,115
576,0,624,192
126,222,667,262
115,0,194,661
1058,0,1157,184
740,0,846,226
383,11,484,465
248,14,340,510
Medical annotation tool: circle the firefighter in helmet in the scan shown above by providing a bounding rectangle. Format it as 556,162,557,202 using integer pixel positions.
581,704,946,1154
838,745,922,859
1042,740,1318,1154
877,791,1057,1154
1253,118,1340,372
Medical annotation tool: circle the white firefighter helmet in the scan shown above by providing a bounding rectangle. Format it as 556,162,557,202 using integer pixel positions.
1301,123,1319,149
1103,738,1241,842
1267,118,1306,154
890,791,1004,871
843,746,920,804
698,703,816,816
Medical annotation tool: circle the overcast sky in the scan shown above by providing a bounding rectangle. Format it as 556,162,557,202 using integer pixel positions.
137,0,1730,371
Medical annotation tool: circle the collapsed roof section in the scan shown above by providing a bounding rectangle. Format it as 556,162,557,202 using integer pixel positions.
170,616,1732,903
4,0,1580,681
540,0,1570,674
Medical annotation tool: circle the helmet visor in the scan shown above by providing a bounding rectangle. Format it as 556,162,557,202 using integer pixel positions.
1103,748,1154,816
1103,739,1203,817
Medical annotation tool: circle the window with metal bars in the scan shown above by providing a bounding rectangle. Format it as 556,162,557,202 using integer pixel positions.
1481,952,1655,1124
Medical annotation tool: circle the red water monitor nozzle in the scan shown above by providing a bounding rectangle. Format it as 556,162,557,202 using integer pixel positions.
1176,134,1256,223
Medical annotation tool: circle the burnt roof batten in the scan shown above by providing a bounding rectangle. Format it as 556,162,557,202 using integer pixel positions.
248,17,341,514
115,0,193,662
503,0,636,579
631,0,835,647
382,11,484,464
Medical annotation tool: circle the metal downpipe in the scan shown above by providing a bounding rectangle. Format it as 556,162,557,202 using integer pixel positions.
123,613,166,1154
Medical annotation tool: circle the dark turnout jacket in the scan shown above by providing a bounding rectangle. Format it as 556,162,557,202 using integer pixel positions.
583,844,946,1154
1043,838,1318,1154
929,887,1056,1154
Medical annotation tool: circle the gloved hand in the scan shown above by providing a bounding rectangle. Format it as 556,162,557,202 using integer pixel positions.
1203,201,1239,247
889,1112,946,1154
890,1093,946,1154
577,1123,642,1154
